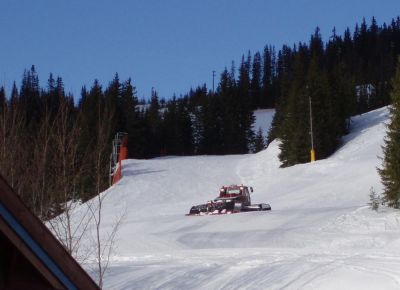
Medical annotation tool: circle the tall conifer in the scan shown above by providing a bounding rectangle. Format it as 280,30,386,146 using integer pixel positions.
378,59,400,208
251,51,262,109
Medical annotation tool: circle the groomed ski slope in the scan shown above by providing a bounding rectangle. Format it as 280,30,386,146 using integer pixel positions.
87,107,400,289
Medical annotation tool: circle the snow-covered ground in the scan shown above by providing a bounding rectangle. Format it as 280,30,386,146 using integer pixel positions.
77,107,400,289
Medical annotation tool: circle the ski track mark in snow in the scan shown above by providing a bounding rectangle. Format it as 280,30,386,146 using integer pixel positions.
103,251,400,289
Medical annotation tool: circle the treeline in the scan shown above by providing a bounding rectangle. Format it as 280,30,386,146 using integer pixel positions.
0,67,138,218
268,17,400,166
0,65,257,218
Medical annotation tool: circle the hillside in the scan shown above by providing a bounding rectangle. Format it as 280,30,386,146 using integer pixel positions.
74,107,400,289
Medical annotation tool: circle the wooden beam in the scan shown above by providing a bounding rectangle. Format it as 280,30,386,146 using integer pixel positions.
0,175,100,290
0,216,65,289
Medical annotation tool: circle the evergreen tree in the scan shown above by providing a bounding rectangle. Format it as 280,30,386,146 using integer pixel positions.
20,65,41,125
162,97,179,155
253,127,265,153
79,80,105,145
267,45,294,144
368,187,381,211
219,65,238,154
43,74,64,120
77,80,113,198
144,89,162,157
378,59,400,208
309,27,324,59
236,55,255,153
104,73,122,133
10,82,18,101
177,98,194,155
162,97,194,155
278,45,310,166
325,27,342,70
188,85,208,154
328,62,356,135
251,51,262,109
200,92,225,154
120,78,144,158
0,87,5,114
262,46,274,108
307,56,336,160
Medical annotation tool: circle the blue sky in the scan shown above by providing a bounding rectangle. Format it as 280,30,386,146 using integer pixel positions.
0,0,398,100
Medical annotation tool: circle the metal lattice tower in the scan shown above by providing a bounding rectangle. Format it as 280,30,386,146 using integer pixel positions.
109,132,128,186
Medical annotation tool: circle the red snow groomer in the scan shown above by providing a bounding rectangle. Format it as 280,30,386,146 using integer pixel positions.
188,185,271,215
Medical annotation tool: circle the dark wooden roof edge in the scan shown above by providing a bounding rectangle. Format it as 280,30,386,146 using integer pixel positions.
0,174,100,290
0,215,65,289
